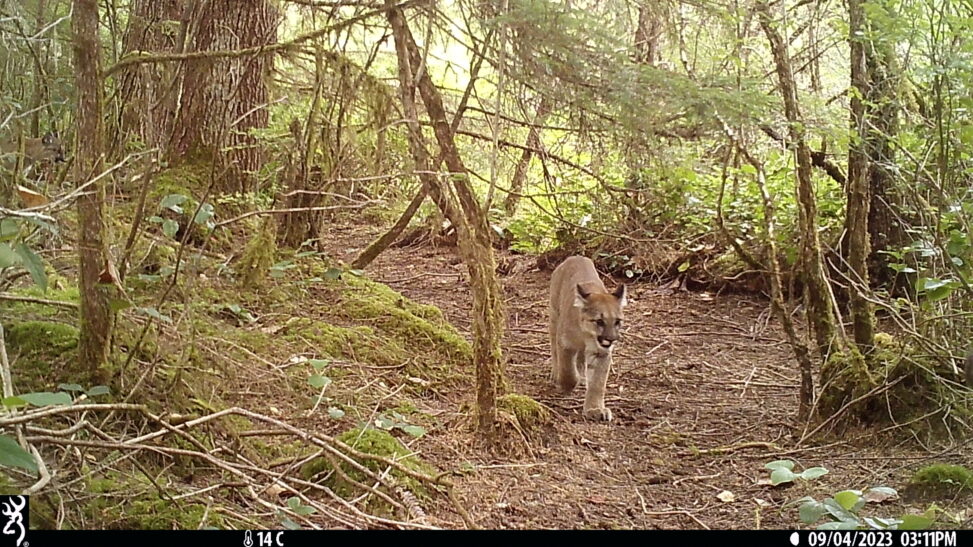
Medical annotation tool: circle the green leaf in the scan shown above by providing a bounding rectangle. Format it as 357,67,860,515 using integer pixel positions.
800,467,829,480
1,397,27,408
327,407,345,419
898,513,934,530
677,260,690,273
818,521,860,530
799,500,828,524
160,193,188,212
0,243,18,268
823,498,859,523
0,435,37,473
281,517,301,530
399,424,426,438
307,375,331,389
348,269,364,277
162,219,180,239
323,267,343,280
834,490,862,511
308,359,329,372
15,243,47,292
139,307,173,323
58,383,84,392
86,386,111,397
770,467,798,485
764,459,796,471
0,218,19,239
193,203,215,226
374,416,395,430
19,391,73,407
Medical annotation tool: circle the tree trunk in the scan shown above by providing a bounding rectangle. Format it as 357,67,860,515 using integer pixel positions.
169,0,278,193
757,3,837,362
387,0,505,442
115,0,184,155
846,0,876,351
634,1,665,66
73,0,113,377
503,97,550,216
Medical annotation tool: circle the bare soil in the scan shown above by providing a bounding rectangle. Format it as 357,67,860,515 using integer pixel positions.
282,222,972,529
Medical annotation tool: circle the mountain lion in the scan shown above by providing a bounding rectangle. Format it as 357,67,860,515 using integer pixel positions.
549,256,627,421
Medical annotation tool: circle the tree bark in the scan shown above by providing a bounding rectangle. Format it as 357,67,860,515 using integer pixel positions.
846,0,876,351
634,1,665,66
73,0,113,377
503,97,551,216
757,3,837,362
115,0,184,155
168,0,278,193
387,0,505,442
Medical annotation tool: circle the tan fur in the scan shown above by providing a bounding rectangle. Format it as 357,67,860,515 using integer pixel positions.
0,133,65,171
549,256,627,421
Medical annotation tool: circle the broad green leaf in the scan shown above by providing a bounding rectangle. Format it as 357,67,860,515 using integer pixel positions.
818,520,860,530
160,193,188,212
307,375,331,389
0,218,19,239
823,498,858,523
764,459,796,471
139,307,173,323
19,391,72,407
58,383,84,392
799,500,828,523
327,407,345,419
800,467,829,480
399,424,426,438
1,397,27,408
834,490,862,510
162,219,179,239
898,513,934,530
86,386,111,397
770,467,798,485
0,243,18,268
15,243,47,292
677,260,690,273
193,203,215,226
281,517,301,530
0,435,37,473
374,416,394,430
323,267,343,280
308,359,329,372
348,269,364,277
863,486,897,503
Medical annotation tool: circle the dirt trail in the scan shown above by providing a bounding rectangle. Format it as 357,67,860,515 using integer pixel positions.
316,223,946,530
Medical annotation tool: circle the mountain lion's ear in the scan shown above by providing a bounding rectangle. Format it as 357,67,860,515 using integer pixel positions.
613,284,627,307
574,283,591,308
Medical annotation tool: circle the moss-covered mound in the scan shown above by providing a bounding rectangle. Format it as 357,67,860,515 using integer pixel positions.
903,464,973,502
498,393,552,431
817,333,972,432
3,320,80,387
300,426,435,505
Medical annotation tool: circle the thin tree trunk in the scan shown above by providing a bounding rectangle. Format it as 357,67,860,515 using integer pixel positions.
634,1,665,65
387,0,505,442
351,186,426,270
503,97,551,216
758,2,837,362
73,0,113,377
846,0,876,351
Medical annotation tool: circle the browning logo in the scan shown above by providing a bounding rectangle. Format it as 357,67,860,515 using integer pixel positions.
0,496,27,547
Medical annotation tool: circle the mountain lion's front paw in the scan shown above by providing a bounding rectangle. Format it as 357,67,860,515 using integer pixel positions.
583,407,613,422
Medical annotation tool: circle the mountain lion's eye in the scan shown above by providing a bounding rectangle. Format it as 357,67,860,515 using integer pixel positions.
615,319,621,326
595,319,605,327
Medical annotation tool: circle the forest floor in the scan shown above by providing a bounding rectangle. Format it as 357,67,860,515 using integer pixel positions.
297,221,972,530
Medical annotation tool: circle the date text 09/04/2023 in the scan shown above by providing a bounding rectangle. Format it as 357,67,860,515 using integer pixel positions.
805,531,958,547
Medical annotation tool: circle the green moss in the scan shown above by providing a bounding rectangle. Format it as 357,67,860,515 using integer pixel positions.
282,318,407,367
498,393,551,430
0,282,79,318
327,274,471,378
4,320,79,385
235,218,278,287
911,464,973,491
817,333,971,431
300,426,435,504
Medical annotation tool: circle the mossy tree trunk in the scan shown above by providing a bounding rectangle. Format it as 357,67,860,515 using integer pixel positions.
846,0,876,351
758,3,837,363
72,0,113,377
387,1,505,442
